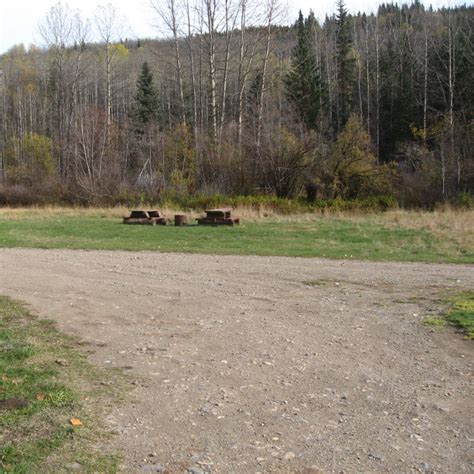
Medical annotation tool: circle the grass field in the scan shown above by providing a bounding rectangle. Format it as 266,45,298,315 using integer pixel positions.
0,296,126,472
0,207,473,263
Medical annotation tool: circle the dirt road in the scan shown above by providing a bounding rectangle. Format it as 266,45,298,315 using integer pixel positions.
1,248,473,472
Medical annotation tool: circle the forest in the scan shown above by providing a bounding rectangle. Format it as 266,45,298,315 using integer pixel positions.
0,0,472,208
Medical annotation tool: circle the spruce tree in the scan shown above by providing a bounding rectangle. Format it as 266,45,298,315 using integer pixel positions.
285,11,323,130
131,62,160,131
335,0,355,131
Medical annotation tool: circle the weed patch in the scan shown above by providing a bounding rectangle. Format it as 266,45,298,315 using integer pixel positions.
422,292,474,339
445,292,474,339
422,317,446,328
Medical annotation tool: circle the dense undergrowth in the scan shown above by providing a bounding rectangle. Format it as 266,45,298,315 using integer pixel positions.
0,185,425,213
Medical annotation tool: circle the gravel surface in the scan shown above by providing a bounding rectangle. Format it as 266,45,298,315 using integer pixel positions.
1,248,473,473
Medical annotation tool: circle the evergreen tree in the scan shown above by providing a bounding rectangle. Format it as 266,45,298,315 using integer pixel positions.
131,62,160,131
247,71,263,113
285,11,323,130
335,0,355,131
378,31,417,161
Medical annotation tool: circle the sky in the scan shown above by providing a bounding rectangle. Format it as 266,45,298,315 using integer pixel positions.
0,0,468,54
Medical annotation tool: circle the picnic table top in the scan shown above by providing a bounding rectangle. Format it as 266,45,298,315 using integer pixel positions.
206,208,232,213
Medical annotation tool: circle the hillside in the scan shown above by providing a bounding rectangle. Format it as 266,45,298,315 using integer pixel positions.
0,1,472,206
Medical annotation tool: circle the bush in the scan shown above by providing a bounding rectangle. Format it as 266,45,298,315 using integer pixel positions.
453,192,474,209
0,184,39,206
307,195,397,212
5,134,54,185
305,181,318,202
255,128,312,198
0,180,73,207
316,115,397,199
0,180,397,213
158,193,397,214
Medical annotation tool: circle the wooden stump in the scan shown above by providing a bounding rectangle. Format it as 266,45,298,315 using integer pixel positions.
174,214,188,226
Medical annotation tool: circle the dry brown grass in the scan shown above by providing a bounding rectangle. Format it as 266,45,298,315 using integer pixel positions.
0,205,198,220
234,206,474,250
0,205,287,222
344,208,474,249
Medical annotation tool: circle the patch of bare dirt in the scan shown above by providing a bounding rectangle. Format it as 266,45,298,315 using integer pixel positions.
1,248,473,472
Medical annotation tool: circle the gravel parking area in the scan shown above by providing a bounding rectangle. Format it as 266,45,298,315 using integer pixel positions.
1,248,473,472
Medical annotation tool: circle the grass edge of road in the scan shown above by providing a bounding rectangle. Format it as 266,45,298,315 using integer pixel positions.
423,291,474,339
0,295,129,473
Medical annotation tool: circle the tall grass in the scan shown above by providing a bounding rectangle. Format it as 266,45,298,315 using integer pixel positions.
347,209,474,250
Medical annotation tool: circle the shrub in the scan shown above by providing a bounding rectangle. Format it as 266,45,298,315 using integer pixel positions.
256,128,313,198
317,114,397,199
453,192,474,209
5,134,54,185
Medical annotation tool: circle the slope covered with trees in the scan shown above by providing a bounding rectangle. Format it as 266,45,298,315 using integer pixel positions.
0,1,472,207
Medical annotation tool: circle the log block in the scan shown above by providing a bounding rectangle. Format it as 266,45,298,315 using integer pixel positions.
175,214,188,226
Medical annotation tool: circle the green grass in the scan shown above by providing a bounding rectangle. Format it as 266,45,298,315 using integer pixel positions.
423,292,474,339
0,214,472,263
445,292,474,339
422,317,447,328
0,296,126,472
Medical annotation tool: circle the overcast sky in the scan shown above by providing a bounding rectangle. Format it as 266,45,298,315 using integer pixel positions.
0,0,468,54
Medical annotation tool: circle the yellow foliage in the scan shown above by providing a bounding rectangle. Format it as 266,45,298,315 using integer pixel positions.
5,133,54,184
410,120,446,140
324,114,396,198
109,43,129,60
162,123,197,192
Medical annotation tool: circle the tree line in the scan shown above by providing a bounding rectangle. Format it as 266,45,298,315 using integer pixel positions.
0,0,472,207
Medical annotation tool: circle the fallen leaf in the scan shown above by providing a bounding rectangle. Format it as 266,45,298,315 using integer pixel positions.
36,393,45,401
69,418,82,426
